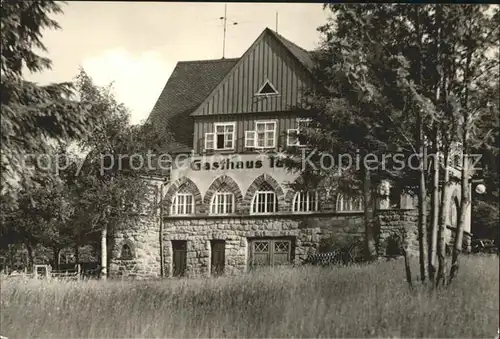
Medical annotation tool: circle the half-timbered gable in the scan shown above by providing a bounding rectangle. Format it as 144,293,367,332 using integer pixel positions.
190,29,315,153
191,28,314,117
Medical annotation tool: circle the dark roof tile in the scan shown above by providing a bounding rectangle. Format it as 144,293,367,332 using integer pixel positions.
146,58,238,151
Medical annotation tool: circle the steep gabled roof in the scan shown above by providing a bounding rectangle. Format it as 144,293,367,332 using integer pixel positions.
268,29,315,72
146,58,238,125
145,27,315,150
145,58,238,151
190,28,315,117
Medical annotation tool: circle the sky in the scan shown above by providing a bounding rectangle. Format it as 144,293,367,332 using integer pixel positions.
26,2,330,125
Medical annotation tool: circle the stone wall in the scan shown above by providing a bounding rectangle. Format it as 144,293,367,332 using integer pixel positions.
376,209,419,257
109,214,161,279
109,209,421,279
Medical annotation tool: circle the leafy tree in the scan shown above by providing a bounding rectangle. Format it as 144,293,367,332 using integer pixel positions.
1,1,97,207
286,4,499,286
67,69,152,278
1,171,70,271
285,4,426,268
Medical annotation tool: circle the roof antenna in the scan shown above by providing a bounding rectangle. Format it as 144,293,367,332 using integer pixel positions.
276,11,278,34
220,4,238,59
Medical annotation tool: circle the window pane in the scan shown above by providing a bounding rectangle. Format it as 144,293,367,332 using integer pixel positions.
257,134,265,147
226,194,233,213
216,126,225,133
217,134,225,149
226,125,234,132
266,193,275,212
265,123,275,131
258,193,265,213
177,198,183,214
256,123,265,132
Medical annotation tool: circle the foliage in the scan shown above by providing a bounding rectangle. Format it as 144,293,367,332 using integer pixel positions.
285,3,499,284
0,164,72,269
471,200,499,244
1,67,153,268
0,1,97,202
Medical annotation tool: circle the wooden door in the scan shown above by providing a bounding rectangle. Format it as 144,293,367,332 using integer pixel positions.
250,238,292,267
211,240,225,276
172,241,187,277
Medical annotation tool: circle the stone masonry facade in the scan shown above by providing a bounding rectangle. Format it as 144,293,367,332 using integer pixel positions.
109,208,419,279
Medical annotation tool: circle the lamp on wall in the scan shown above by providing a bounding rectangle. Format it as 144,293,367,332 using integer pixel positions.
475,183,486,194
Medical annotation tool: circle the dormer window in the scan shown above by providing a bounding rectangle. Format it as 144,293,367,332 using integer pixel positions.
255,80,279,96
245,120,276,149
205,122,235,151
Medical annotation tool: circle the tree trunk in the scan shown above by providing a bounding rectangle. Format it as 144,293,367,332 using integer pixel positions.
449,151,470,284
417,155,428,283
449,37,473,285
402,235,413,288
363,167,377,261
52,247,61,271
429,6,442,283
26,241,35,273
101,225,107,280
436,149,450,288
415,5,428,283
159,184,165,277
74,244,80,264
429,128,440,283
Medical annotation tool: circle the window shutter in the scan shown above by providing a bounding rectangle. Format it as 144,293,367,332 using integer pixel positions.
205,133,215,150
245,131,256,148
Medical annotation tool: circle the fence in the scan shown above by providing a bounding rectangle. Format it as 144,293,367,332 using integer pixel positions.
1,262,102,280
34,264,81,280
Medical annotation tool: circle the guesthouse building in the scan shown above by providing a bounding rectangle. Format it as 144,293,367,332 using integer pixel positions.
109,28,471,278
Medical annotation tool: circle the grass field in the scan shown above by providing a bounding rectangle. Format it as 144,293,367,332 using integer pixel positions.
1,255,498,338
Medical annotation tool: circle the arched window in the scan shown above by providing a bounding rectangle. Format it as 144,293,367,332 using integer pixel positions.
292,191,319,212
251,182,277,214
171,184,195,215
120,242,134,260
336,194,363,212
210,183,235,215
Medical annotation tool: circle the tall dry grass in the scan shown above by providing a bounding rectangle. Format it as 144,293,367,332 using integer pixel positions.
1,255,498,338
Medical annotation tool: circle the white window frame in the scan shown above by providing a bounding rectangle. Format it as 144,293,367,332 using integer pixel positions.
245,130,256,148
250,190,277,215
336,194,363,212
205,132,215,150
292,191,319,213
255,79,279,96
252,120,277,149
171,193,195,215
287,118,311,147
210,122,236,150
210,192,235,215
